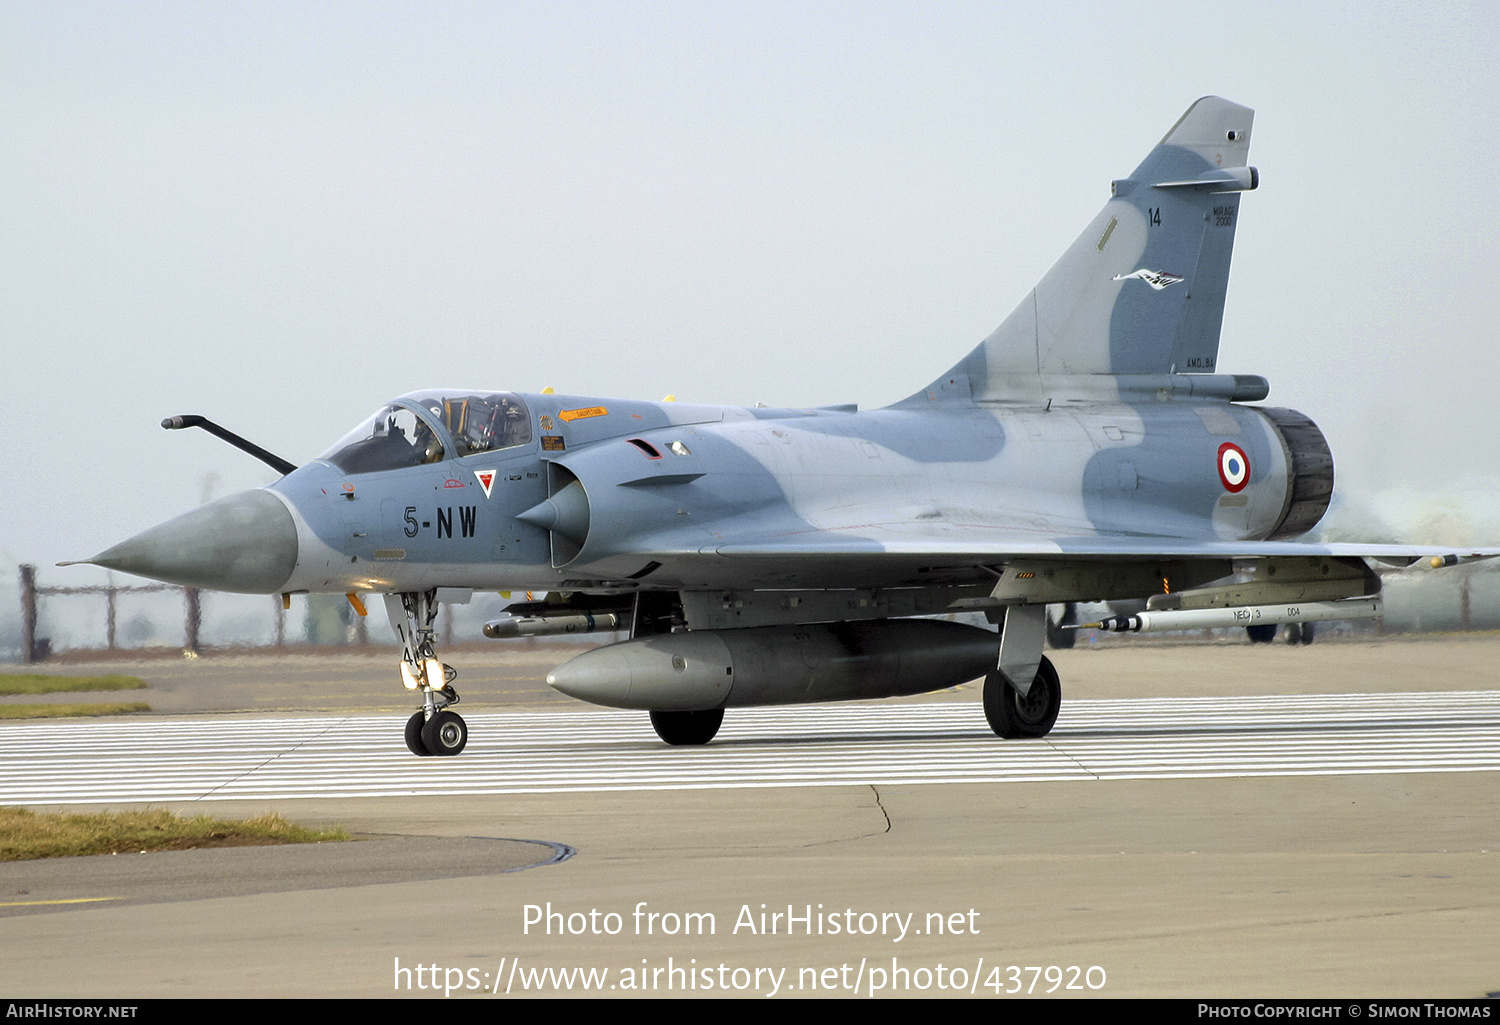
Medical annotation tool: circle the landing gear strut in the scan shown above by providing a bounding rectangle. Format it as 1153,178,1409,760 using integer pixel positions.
388,591,467,756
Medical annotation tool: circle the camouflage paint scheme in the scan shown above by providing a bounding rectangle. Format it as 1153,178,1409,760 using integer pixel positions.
82,99,1496,754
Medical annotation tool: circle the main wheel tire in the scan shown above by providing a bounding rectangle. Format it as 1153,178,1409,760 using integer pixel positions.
1045,603,1078,650
984,655,1061,739
404,711,432,756
649,708,724,746
1246,624,1277,644
421,709,468,756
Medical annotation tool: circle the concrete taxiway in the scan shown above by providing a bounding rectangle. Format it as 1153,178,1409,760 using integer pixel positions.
2,634,1497,999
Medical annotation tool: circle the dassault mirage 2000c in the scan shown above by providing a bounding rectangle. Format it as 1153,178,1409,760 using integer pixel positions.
75,97,1497,756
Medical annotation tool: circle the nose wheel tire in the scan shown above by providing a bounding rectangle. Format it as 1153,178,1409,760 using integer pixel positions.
420,710,468,756
650,708,724,746
404,711,434,756
984,655,1061,739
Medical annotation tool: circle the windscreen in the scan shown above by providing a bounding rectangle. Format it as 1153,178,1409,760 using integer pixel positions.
319,405,445,474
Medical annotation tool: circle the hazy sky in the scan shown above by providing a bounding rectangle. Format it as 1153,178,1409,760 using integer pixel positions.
5,1,1500,610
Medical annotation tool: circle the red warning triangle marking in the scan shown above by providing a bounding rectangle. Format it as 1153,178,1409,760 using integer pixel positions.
473,470,496,499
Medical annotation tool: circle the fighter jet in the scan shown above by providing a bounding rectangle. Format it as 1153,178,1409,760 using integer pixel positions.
74,97,1497,756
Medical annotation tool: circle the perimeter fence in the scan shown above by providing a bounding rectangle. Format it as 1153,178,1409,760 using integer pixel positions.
10,564,478,663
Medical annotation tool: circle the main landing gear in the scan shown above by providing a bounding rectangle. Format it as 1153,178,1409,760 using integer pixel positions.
983,655,1062,739
388,591,467,756
983,605,1062,739
649,708,725,746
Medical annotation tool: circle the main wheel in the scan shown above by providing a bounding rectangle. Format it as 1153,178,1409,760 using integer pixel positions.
1246,624,1277,643
649,708,724,746
421,709,468,756
984,655,1061,739
404,711,432,756
1045,603,1078,650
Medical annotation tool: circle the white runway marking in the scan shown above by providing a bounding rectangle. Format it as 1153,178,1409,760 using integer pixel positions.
3,692,1499,804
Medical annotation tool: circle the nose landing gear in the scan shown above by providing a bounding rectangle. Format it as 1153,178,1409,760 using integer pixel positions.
388,590,467,756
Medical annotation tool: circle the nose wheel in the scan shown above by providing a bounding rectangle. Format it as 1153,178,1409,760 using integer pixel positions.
407,708,468,756
404,711,431,756
404,702,468,756
388,590,469,757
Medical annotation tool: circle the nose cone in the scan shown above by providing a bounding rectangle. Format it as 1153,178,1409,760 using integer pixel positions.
88,489,298,593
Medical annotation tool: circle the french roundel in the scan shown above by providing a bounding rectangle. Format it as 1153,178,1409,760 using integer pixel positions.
1217,442,1250,493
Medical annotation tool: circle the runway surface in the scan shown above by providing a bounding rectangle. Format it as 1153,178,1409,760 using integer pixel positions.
5,692,1500,804
3,637,1498,999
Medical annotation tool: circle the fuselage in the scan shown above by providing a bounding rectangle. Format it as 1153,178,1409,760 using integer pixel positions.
255,387,1322,597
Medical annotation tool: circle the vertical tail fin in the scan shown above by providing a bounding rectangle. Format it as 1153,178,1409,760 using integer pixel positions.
912,97,1258,405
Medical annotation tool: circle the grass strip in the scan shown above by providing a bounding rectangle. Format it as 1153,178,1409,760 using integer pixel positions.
0,807,348,861
0,675,148,695
0,703,151,719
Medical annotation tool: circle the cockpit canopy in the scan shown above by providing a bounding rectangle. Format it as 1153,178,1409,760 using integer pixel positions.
411,391,533,457
320,392,533,474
